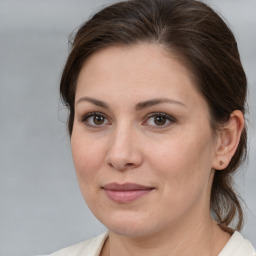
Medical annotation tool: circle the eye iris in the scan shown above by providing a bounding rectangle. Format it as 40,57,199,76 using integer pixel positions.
93,115,105,125
154,116,166,126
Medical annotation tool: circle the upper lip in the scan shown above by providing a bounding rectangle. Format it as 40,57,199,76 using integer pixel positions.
102,183,154,191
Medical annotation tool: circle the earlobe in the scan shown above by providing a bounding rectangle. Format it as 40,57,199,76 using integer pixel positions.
212,110,244,170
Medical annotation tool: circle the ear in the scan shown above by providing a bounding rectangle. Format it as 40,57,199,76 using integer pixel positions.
212,110,244,170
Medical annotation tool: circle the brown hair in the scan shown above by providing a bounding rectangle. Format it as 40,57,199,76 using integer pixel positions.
60,0,247,230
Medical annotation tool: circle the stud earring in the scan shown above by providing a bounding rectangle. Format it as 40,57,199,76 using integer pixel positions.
219,160,224,166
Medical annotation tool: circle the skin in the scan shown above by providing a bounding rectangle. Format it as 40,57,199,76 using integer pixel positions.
71,43,244,256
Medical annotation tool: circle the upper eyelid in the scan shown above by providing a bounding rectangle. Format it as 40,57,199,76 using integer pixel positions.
80,111,108,120
145,112,176,121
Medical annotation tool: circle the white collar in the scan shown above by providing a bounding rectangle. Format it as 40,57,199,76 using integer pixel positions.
218,231,255,256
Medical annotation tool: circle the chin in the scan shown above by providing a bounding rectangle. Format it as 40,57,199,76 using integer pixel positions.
95,209,165,238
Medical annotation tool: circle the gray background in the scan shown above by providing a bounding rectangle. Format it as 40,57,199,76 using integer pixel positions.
0,0,255,255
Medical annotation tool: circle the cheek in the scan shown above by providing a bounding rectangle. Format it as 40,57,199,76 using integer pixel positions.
71,132,105,185
70,132,108,211
149,129,214,196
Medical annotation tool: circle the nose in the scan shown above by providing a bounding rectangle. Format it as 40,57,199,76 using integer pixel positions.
105,125,143,171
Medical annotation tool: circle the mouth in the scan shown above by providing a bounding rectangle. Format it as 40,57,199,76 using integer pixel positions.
101,183,155,204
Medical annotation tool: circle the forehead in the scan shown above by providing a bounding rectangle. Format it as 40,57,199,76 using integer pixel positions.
75,43,206,111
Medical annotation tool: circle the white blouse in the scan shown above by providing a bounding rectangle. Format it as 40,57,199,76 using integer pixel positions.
48,231,255,256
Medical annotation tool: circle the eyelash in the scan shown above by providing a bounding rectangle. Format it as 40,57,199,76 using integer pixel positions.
80,112,176,129
80,112,110,128
143,112,176,128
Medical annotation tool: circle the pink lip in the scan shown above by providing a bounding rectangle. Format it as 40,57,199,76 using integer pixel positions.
102,183,154,204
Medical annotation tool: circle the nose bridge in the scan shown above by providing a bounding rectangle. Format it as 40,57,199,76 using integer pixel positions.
106,120,142,170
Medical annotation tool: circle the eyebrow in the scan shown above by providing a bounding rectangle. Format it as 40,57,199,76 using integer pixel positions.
76,97,110,109
135,98,186,110
76,96,186,109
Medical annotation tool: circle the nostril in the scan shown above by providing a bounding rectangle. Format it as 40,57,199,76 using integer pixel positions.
107,162,135,171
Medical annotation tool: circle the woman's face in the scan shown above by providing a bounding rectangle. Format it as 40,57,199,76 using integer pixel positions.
71,43,219,238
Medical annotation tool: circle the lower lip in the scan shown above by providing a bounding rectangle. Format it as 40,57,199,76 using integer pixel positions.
103,189,153,203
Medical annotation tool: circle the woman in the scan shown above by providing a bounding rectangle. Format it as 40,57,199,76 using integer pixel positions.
50,0,255,255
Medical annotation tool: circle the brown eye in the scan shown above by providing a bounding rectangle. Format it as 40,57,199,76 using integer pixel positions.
143,112,176,128
93,115,105,125
81,112,110,128
154,116,167,126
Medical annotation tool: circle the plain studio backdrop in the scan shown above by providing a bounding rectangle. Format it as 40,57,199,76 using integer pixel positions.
0,0,255,255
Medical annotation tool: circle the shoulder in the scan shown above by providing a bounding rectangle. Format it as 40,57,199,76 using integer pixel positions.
48,232,108,256
219,231,255,256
